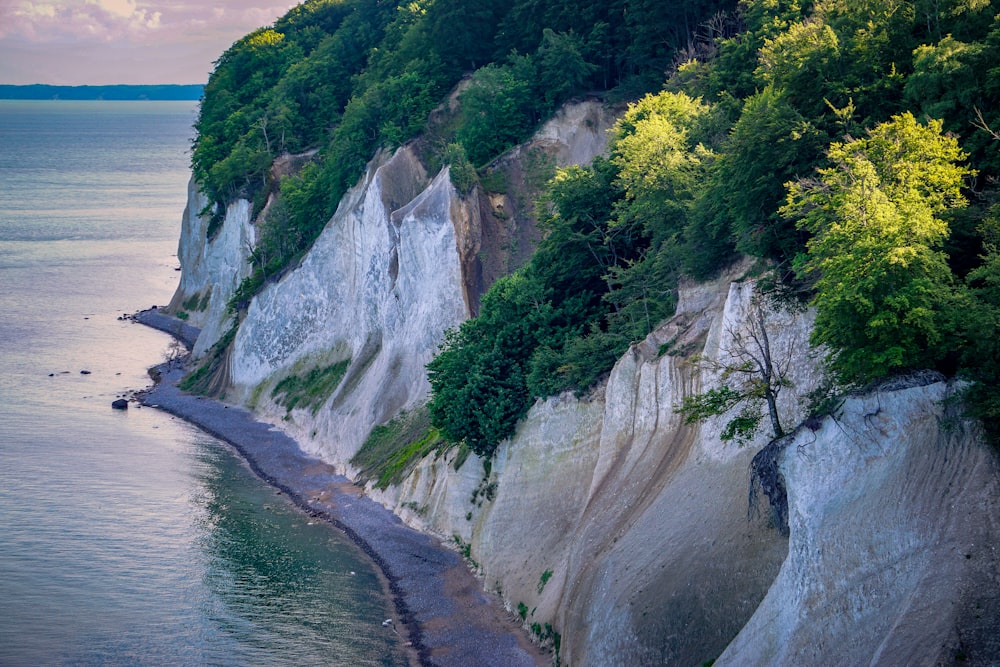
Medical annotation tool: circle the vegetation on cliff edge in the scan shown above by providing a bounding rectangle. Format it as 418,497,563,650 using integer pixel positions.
427,0,1000,456
191,0,1000,457
191,0,732,310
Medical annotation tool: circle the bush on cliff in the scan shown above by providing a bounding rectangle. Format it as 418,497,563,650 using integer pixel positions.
783,113,973,385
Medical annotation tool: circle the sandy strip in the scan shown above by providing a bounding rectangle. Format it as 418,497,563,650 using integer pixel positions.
135,313,548,667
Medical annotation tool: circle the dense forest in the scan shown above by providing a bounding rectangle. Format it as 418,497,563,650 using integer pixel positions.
192,0,1000,459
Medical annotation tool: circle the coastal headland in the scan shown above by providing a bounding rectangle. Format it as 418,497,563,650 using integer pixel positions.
135,309,547,667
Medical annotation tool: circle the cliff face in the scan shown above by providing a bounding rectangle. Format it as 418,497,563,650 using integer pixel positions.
172,100,618,468
171,99,1000,665
167,178,253,358
370,266,825,665
371,272,999,666
717,377,1000,666
232,146,466,465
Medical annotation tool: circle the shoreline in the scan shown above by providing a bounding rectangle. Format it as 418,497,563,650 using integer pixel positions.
134,310,547,667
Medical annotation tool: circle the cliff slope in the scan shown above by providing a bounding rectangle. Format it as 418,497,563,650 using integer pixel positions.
373,272,1000,665
167,180,253,358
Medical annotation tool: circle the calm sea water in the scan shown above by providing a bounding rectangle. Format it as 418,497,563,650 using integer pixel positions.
0,101,407,666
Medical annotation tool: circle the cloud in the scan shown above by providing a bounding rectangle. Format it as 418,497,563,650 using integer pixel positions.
0,1,295,43
1,0,162,41
0,1,297,84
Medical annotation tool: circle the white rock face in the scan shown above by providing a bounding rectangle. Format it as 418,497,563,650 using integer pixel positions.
375,266,825,665
529,99,618,168
229,147,469,466
177,99,619,468
168,178,254,357
374,269,1000,665
716,379,1000,666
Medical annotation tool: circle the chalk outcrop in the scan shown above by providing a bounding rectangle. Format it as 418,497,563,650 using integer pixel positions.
231,147,468,465
166,100,618,468
370,266,823,665
717,377,1000,666
168,179,254,357
370,273,999,666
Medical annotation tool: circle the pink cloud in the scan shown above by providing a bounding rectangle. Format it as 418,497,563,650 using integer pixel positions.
1,1,296,42
3,1,166,42
0,1,298,84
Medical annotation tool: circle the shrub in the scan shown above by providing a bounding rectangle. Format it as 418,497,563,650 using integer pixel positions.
271,358,351,415
350,407,450,489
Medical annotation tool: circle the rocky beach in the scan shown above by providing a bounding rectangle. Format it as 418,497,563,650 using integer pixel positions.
135,309,547,667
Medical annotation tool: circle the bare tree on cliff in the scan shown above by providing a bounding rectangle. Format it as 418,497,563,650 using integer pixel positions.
679,288,793,445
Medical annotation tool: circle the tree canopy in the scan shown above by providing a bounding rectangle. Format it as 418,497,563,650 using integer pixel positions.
423,0,1000,452
192,0,1000,452
784,113,972,383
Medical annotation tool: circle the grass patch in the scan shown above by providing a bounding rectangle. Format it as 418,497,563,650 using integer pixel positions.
537,569,553,594
271,357,350,415
478,167,508,194
330,336,381,408
178,324,238,395
452,534,479,570
350,406,451,489
181,290,211,313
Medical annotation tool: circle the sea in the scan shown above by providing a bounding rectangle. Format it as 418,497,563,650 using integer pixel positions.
0,100,408,666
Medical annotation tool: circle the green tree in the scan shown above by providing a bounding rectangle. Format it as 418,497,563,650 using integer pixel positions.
534,28,599,108
711,85,826,264
456,63,534,165
610,91,713,243
428,271,545,456
426,0,513,71
960,206,1000,440
784,112,972,384
755,17,842,116
904,35,984,123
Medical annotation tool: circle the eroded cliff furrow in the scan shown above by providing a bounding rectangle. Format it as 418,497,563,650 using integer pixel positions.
373,265,821,665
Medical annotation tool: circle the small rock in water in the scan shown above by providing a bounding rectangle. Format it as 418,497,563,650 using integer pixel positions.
80,370,91,375
111,398,128,410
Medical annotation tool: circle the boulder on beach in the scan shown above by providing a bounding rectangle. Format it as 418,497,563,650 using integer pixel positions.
111,398,128,410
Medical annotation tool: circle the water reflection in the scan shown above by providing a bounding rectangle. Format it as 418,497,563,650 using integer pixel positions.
191,441,408,667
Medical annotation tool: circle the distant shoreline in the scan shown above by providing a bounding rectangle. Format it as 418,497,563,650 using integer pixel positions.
0,84,203,101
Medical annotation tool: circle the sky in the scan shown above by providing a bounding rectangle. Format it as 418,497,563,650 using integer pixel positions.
0,0,300,85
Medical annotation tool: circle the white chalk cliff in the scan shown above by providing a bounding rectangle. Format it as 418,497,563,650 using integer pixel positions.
170,99,1000,665
168,178,255,358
